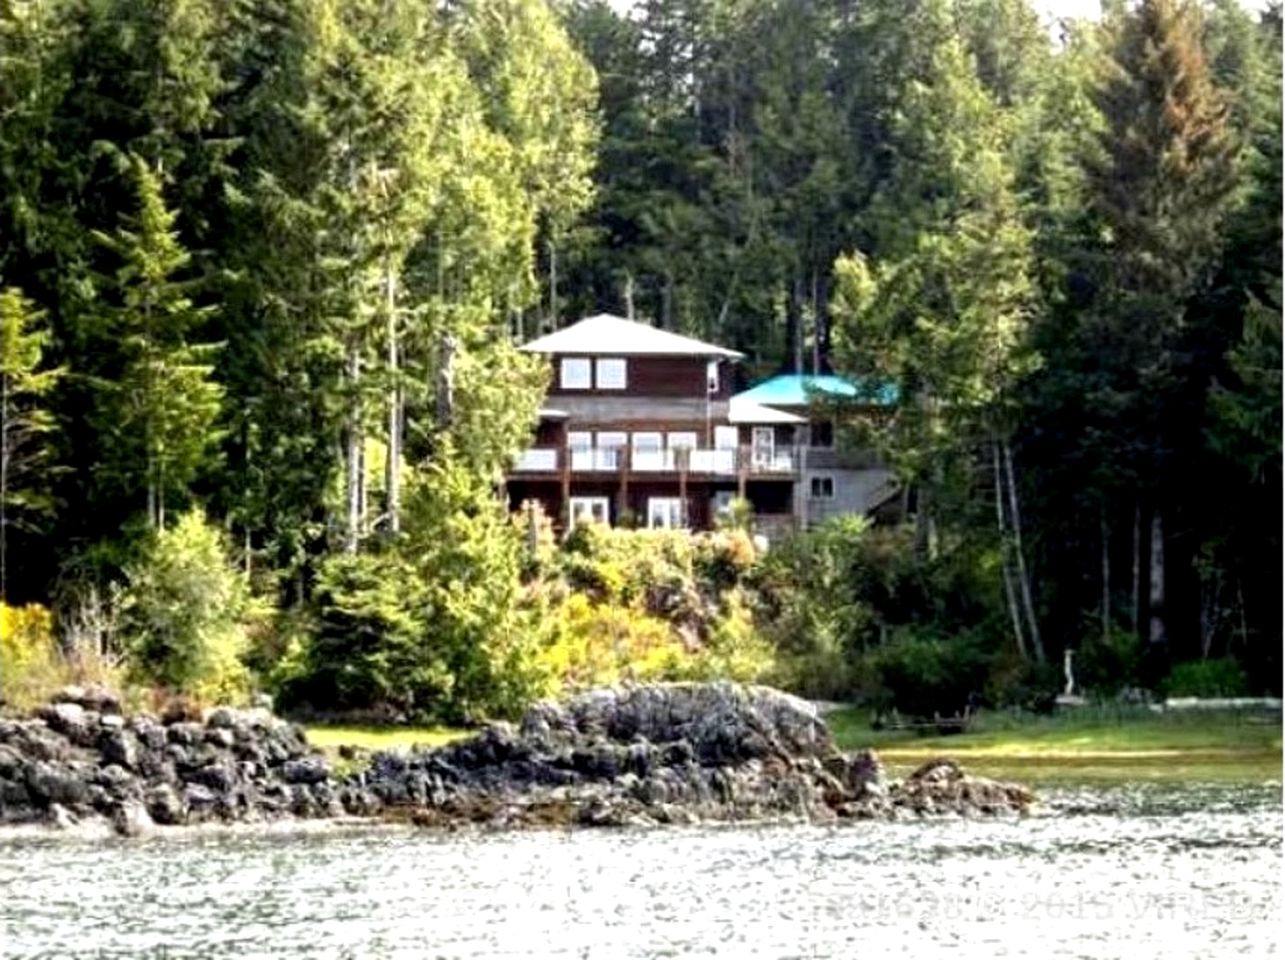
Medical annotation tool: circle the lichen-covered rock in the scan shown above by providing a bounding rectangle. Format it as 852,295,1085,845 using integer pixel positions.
0,682,1035,837
361,682,1035,831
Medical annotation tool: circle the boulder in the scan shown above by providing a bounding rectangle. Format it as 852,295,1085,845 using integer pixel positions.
111,801,153,837
146,784,186,825
37,702,91,744
282,757,330,785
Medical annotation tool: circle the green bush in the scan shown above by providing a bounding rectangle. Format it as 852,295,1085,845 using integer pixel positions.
867,628,991,718
1162,658,1250,698
277,551,440,719
1076,629,1145,697
119,509,255,703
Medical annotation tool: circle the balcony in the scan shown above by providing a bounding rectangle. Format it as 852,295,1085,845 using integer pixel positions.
511,444,797,478
513,448,558,472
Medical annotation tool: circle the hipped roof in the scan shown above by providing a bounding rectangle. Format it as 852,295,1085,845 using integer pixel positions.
520,314,743,359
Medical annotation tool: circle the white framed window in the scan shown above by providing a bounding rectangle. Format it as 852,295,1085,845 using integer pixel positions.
560,357,591,389
647,497,686,529
631,431,662,452
714,425,739,450
809,475,835,499
595,358,627,389
751,427,775,468
569,496,610,527
667,432,698,450
596,431,627,449
567,431,592,451
706,360,720,394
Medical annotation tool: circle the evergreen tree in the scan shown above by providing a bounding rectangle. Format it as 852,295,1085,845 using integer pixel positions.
92,157,223,531
0,288,60,599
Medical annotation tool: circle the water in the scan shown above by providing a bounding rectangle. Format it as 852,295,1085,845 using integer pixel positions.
0,784,1279,959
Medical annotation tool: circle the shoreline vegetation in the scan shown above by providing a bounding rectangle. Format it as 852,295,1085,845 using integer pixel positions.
307,705,1283,786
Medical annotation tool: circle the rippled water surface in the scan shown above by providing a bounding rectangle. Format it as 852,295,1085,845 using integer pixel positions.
1,784,1280,959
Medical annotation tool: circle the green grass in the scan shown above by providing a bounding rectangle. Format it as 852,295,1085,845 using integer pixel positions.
304,724,467,754
302,706,1281,786
827,704,1282,784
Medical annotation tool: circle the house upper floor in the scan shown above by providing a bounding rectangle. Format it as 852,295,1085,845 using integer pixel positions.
511,314,894,481
520,313,741,408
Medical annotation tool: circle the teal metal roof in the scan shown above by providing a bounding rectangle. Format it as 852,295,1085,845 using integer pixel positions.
732,374,898,408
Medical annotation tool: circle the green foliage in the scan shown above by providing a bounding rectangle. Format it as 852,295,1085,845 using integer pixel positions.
283,551,439,718
867,627,991,719
1162,658,1250,699
0,287,61,596
0,602,65,708
1076,629,1146,698
119,509,254,702
92,157,224,530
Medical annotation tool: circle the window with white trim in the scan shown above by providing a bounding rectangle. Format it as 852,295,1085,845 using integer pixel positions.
667,432,698,450
631,431,662,452
647,497,686,529
714,425,739,450
569,496,610,527
560,358,591,389
595,358,627,389
567,431,592,451
809,475,835,499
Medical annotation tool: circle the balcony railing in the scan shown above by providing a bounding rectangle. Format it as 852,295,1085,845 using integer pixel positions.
512,444,797,477
513,448,558,472
570,448,620,471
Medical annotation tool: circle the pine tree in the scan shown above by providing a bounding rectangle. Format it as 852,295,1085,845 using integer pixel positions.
0,288,61,598
92,157,223,530
832,8,1043,660
1084,0,1240,653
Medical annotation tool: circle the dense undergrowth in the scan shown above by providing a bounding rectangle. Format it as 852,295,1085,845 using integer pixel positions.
3,503,1266,726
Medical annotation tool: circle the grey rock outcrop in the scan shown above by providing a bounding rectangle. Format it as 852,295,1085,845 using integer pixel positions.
0,700,372,836
361,683,1036,829
0,682,1036,837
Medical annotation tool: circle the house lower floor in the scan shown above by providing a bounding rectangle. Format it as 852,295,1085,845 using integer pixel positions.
506,478,796,533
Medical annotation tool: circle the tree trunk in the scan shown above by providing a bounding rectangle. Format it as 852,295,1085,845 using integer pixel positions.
993,438,1028,661
343,341,361,554
1003,441,1044,663
661,271,674,330
816,271,831,367
548,238,559,328
810,269,821,375
789,276,804,374
1100,506,1111,644
1131,502,1142,631
384,260,401,536
623,271,635,321
1148,510,1167,647
436,333,457,433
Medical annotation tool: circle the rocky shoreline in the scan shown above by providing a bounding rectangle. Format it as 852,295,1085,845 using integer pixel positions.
0,683,1036,837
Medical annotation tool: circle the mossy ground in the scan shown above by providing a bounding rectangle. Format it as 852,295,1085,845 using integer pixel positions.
304,705,1281,786
826,705,1282,784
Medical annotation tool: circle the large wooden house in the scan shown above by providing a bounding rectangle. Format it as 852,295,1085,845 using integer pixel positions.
505,313,897,536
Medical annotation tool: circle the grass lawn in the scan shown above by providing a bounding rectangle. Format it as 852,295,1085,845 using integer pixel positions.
827,704,1283,784
305,724,466,754
304,704,1281,786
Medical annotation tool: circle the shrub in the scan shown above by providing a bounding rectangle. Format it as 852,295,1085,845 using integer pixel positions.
535,593,690,693
1075,629,1145,697
688,588,777,684
1162,658,1250,698
867,628,991,718
119,509,254,703
278,551,439,719
0,603,65,708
